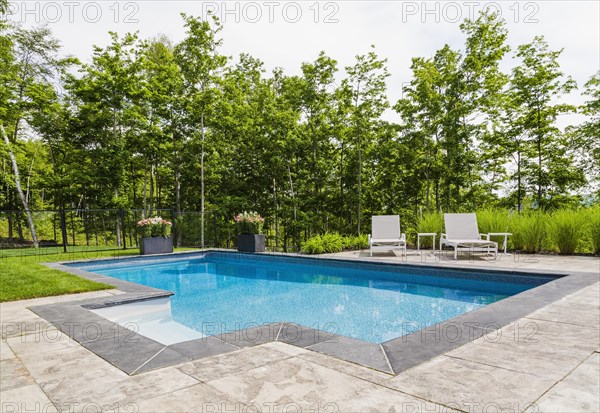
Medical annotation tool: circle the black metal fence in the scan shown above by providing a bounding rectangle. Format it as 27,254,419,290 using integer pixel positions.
0,209,228,259
0,208,304,259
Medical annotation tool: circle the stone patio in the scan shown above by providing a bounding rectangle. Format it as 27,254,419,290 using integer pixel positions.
1,252,598,412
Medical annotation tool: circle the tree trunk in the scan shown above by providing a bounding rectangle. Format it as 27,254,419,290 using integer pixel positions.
149,163,155,216
536,106,542,205
142,163,148,217
1,124,38,247
200,111,205,248
357,133,362,235
273,177,278,251
517,149,522,212
114,188,121,247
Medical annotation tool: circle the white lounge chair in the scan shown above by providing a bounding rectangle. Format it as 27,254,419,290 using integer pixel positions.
368,215,407,256
440,213,498,259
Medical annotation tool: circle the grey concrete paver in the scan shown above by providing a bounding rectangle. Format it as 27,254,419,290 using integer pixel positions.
0,339,15,361
178,345,293,383
1,314,56,339
446,318,599,379
533,353,600,413
39,365,197,411
16,346,110,382
339,385,462,413
387,356,557,412
205,357,389,411
7,329,79,356
133,383,244,413
296,348,394,386
0,358,35,392
0,384,58,413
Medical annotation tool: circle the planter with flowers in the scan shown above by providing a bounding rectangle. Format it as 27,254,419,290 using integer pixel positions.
234,211,265,253
137,217,173,255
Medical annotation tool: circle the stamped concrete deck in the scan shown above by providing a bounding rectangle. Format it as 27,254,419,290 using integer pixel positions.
1,252,598,412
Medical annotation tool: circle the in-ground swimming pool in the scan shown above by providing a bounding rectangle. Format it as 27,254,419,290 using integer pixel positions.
70,252,556,343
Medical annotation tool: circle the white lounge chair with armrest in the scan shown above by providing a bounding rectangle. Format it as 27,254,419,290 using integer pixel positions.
368,215,407,257
440,213,498,259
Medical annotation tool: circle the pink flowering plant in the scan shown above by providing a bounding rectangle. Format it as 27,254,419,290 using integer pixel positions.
234,211,264,234
137,217,172,238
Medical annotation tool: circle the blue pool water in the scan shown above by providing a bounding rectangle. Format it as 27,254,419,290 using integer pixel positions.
72,253,554,343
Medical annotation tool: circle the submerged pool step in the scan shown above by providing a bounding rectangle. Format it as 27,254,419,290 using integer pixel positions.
91,297,205,346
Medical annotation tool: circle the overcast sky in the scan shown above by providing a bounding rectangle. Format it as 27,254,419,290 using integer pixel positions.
5,0,600,124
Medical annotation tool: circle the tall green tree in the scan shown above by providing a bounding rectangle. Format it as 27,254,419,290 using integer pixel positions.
509,36,581,208
569,72,600,199
65,32,144,244
343,46,390,233
395,11,509,213
174,14,227,246
1,26,68,246
295,52,338,234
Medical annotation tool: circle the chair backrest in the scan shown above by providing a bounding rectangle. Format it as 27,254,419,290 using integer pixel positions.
371,215,401,239
444,213,480,239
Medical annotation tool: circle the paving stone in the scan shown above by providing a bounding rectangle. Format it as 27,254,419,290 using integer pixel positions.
307,334,392,373
0,339,15,360
0,384,58,413
1,316,56,339
133,383,242,412
277,322,341,348
168,336,238,359
7,329,79,356
132,347,191,374
217,323,281,348
80,334,167,375
296,350,394,386
526,301,600,328
337,385,461,413
532,352,600,413
387,356,556,412
178,345,292,383
17,346,109,382
206,357,381,411
0,359,35,391
259,341,310,356
40,365,196,410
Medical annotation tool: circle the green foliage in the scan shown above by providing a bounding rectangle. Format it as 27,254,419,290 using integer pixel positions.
343,234,369,250
547,209,586,255
0,11,597,256
415,212,443,248
477,209,511,233
586,207,600,254
301,232,367,254
510,210,547,253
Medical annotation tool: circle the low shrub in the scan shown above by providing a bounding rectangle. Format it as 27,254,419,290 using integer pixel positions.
302,233,368,254
343,234,369,250
301,233,344,254
510,211,546,253
548,209,587,255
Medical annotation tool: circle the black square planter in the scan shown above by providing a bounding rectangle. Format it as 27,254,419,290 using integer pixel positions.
237,234,266,253
140,237,173,255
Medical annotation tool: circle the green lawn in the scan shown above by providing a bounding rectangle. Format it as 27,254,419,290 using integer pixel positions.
0,248,196,302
